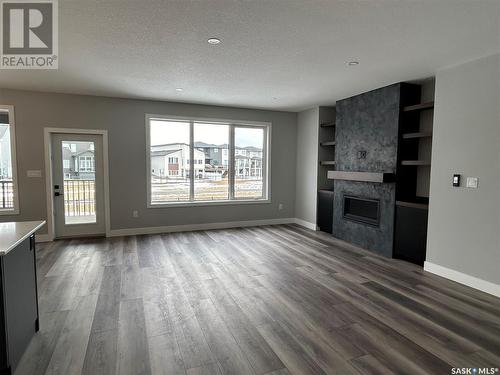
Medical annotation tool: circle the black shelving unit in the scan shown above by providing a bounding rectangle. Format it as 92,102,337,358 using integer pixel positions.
320,122,336,128
317,108,336,234
317,190,334,233
402,132,432,139
320,141,336,146
318,119,336,176
403,101,434,112
320,160,336,166
394,85,434,266
401,160,431,166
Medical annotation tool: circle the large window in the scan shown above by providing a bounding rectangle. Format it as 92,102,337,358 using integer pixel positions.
194,122,229,201
235,127,265,199
0,106,18,214
147,115,270,206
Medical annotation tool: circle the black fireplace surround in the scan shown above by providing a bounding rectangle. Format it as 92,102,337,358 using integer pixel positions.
343,196,380,227
332,83,406,257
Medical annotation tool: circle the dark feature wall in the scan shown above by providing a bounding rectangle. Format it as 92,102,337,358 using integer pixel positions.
335,84,401,172
333,84,409,257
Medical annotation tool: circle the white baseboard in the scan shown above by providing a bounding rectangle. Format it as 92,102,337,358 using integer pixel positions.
424,261,500,298
293,218,317,231
108,217,296,237
37,217,315,241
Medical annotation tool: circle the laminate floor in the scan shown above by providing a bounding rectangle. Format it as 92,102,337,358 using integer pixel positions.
15,224,500,375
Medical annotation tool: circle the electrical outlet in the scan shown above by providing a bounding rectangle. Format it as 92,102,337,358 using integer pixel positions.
278,203,284,210
466,177,479,189
132,210,139,218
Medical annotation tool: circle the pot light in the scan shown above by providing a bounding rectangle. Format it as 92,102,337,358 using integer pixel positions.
348,61,359,66
175,88,183,92
207,38,221,45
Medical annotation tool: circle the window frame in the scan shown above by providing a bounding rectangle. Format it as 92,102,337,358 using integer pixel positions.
145,114,271,208
78,155,95,172
0,105,19,215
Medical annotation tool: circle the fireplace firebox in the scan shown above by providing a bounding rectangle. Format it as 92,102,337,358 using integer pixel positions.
343,196,380,227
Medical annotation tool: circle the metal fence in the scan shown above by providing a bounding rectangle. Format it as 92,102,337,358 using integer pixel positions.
0,180,14,209
64,180,96,217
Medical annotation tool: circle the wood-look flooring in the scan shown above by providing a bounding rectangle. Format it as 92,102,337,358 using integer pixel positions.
15,224,500,375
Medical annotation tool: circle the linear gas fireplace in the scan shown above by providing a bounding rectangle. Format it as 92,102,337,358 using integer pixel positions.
343,196,380,227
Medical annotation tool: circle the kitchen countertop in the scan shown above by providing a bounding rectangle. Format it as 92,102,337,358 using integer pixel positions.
0,221,46,255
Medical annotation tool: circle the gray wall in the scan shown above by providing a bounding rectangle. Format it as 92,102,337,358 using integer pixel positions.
426,53,500,285
0,88,297,233
295,107,319,224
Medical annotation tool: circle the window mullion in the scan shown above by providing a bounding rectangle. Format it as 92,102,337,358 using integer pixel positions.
229,125,235,200
189,121,194,201
262,126,268,199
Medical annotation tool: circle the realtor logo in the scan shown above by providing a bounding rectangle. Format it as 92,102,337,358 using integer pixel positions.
1,0,58,69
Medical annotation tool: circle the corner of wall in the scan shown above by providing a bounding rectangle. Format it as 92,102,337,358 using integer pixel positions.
295,107,320,224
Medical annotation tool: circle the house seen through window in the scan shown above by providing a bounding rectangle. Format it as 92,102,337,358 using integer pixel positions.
148,116,269,205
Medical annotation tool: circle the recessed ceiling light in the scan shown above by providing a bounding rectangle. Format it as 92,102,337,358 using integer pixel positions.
207,38,221,45
348,61,359,66
175,88,183,92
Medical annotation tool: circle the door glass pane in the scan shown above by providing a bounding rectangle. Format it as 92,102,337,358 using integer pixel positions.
0,112,14,209
149,120,190,203
234,127,264,199
62,141,96,224
194,123,229,201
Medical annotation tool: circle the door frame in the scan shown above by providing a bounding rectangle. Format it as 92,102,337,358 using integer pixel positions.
44,128,111,240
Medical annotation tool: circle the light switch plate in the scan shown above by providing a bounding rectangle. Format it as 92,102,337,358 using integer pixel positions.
466,177,479,188
27,170,42,178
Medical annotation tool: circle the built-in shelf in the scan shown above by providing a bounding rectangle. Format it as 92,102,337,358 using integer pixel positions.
403,101,434,112
320,161,336,166
396,200,429,210
320,122,336,128
320,141,336,146
402,132,432,139
401,160,431,166
327,170,395,183
318,189,334,195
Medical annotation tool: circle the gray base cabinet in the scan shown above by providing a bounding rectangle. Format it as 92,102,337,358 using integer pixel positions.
0,235,39,375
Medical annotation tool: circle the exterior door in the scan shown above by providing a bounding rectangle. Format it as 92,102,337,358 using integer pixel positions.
51,133,105,238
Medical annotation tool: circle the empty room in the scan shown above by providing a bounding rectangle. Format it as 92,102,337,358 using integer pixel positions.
0,1,499,374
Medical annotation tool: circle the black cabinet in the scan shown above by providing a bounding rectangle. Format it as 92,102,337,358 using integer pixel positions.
0,235,39,375
393,204,428,266
317,190,334,233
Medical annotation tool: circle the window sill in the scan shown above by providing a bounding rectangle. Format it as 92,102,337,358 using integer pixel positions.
0,209,19,216
147,198,271,209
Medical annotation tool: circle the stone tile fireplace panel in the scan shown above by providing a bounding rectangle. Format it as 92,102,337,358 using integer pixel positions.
333,180,396,258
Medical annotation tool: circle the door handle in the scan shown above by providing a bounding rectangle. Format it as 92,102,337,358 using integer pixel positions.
54,192,62,197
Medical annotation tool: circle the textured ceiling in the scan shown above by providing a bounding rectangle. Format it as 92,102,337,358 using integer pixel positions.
0,0,499,111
